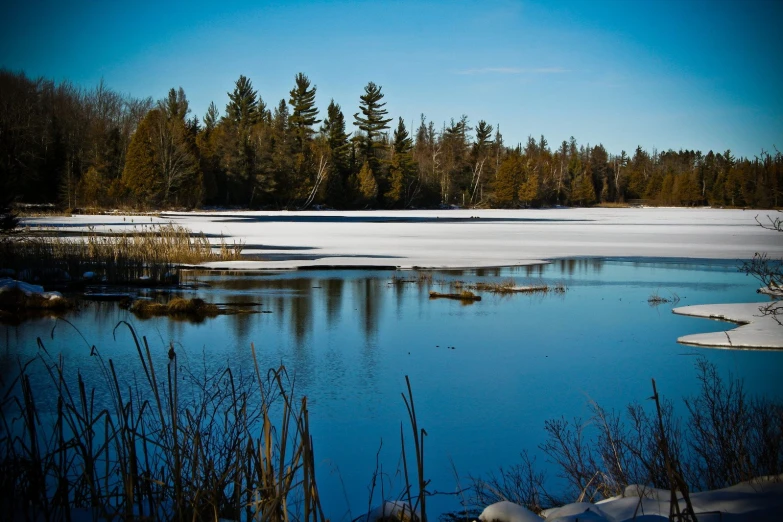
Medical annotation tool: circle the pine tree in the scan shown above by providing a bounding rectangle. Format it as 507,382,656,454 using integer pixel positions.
392,117,413,156
288,73,320,152
203,102,220,132
269,99,294,203
226,75,260,126
474,120,494,152
322,100,352,207
385,118,417,207
353,81,392,166
164,87,189,121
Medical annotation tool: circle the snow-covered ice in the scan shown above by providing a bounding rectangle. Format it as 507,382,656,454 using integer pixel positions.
22,208,783,270
673,302,782,349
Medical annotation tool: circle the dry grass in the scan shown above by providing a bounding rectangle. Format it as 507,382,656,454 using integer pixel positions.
454,280,567,295
0,287,75,324
0,223,243,285
389,272,433,286
0,323,325,521
429,290,482,302
129,297,221,319
0,288,73,311
648,290,681,306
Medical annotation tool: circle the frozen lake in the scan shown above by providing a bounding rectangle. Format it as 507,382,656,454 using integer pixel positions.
23,207,783,269
3,257,781,518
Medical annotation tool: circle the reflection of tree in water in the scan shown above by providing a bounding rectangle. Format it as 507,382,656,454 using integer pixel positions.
523,264,546,277
353,278,383,342
393,278,405,319
324,278,344,327
557,258,604,275
89,300,128,331
475,267,501,277
288,278,313,345
228,302,254,344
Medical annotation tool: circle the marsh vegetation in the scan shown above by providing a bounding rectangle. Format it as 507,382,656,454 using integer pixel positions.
0,223,243,286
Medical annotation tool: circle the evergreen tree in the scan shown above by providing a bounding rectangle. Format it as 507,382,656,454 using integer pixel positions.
322,100,352,207
121,109,160,205
288,73,320,152
493,154,522,207
518,165,540,207
226,75,260,125
353,81,392,167
392,117,413,155
385,118,417,207
572,165,597,206
441,115,472,205
164,87,189,121
357,161,378,205
269,99,294,203
474,120,493,152
203,102,220,132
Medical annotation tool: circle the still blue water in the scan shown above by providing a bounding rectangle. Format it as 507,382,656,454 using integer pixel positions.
2,258,781,519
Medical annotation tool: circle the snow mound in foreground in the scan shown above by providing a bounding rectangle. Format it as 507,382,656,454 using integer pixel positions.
479,501,541,522
541,502,610,521
366,501,420,522
0,278,63,301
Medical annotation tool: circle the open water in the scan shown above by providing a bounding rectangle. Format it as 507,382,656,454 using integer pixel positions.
2,258,781,519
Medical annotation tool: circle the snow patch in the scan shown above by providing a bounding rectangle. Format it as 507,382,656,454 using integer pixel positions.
0,278,62,300
365,501,420,522
479,501,541,522
673,302,783,349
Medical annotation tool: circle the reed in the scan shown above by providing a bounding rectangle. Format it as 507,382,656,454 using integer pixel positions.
0,223,243,285
0,322,323,522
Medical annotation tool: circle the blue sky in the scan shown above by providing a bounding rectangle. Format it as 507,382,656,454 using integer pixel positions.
2,0,781,158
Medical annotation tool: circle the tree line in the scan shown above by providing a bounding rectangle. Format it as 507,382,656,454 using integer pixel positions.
2,69,781,210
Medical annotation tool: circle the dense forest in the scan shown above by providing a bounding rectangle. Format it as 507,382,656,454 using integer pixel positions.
2,69,781,210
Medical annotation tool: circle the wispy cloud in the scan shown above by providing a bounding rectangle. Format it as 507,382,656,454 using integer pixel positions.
457,67,568,75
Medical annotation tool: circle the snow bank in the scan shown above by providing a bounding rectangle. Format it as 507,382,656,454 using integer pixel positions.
22,208,783,270
673,302,782,349
485,476,783,522
0,278,63,301
591,476,783,521
479,501,541,522
365,501,420,522
542,502,610,521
